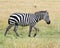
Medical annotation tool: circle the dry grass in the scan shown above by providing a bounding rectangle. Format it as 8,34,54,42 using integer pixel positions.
0,0,60,48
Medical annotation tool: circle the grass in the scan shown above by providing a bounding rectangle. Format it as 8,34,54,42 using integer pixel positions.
0,0,60,48
0,32,60,48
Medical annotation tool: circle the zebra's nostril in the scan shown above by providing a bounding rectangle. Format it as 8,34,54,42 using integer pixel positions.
47,21,50,24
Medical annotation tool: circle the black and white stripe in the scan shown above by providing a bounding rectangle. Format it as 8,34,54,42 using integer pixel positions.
8,13,28,25
4,11,51,37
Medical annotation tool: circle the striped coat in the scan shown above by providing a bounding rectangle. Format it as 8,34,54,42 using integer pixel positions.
4,11,50,37
8,13,37,26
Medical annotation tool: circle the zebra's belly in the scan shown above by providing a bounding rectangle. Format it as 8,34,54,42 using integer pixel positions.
19,22,29,26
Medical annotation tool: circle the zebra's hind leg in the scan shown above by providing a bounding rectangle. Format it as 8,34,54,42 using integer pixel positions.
14,25,19,36
28,26,33,37
4,25,13,36
33,27,39,37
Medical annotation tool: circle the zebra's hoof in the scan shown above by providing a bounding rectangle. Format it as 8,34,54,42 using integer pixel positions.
28,35,31,37
33,34,36,37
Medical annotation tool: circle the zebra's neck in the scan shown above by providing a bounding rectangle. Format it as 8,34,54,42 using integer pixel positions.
35,15,42,22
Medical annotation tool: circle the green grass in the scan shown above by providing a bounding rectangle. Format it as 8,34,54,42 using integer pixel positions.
0,31,60,48
0,23,60,48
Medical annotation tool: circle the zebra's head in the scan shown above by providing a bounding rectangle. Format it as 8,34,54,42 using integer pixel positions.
35,11,51,24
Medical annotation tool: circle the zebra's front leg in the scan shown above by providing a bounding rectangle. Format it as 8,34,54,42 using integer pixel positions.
33,27,39,37
14,25,19,36
4,25,13,36
28,26,33,37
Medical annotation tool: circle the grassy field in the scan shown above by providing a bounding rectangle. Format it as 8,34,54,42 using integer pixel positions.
0,0,60,48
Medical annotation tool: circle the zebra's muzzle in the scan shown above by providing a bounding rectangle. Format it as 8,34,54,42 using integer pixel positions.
47,21,51,24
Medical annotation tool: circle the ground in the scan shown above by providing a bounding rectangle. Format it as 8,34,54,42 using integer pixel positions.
0,0,60,48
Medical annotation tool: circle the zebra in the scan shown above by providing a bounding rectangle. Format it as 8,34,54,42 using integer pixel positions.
4,11,51,37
